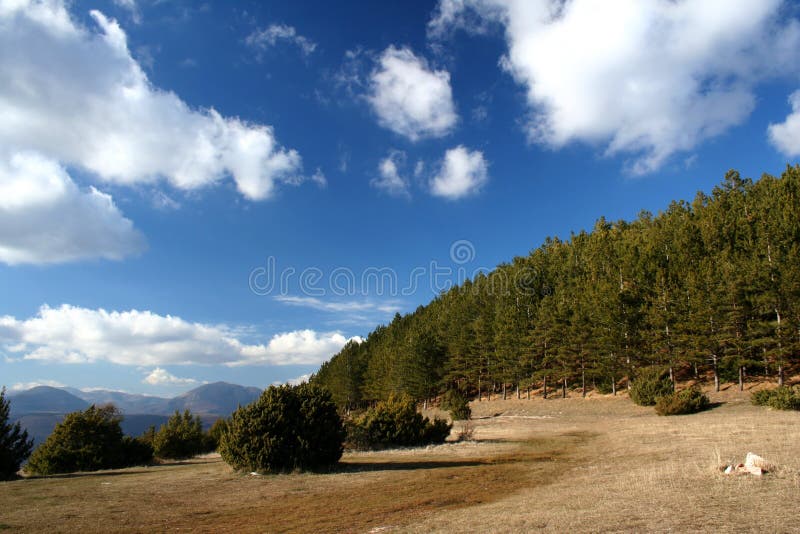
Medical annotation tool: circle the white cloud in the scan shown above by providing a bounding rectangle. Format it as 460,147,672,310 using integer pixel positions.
0,304,354,367
143,367,198,386
430,146,488,199
429,0,800,173
367,46,458,141
9,380,66,392
112,0,140,24
768,90,800,156
273,373,312,387
0,1,310,201
371,150,411,197
275,295,401,315
0,151,145,265
246,24,317,57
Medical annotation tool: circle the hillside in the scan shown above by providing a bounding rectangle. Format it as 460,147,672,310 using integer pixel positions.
314,167,800,407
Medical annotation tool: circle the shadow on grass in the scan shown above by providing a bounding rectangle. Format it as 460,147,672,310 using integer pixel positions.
20,456,223,480
338,459,489,473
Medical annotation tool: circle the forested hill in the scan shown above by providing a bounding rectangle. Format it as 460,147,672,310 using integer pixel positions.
312,167,800,408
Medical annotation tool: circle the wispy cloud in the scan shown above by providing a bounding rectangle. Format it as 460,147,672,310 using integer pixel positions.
274,295,403,315
9,380,66,392
371,150,411,198
245,24,317,57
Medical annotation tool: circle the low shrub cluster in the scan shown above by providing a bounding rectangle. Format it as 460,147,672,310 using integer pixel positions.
219,384,344,473
346,395,451,450
629,367,674,406
654,387,710,416
26,405,153,475
751,386,800,410
440,389,471,421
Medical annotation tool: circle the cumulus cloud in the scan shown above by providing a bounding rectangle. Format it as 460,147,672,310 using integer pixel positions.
9,380,66,392
0,152,145,265
0,1,309,200
367,46,458,141
768,90,800,157
143,367,199,386
273,373,312,387
0,305,353,367
246,24,317,57
430,146,488,199
371,150,411,197
429,0,800,173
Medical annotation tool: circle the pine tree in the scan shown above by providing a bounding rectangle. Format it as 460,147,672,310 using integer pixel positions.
0,387,34,480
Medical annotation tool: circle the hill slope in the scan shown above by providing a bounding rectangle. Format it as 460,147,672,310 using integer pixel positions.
166,382,262,415
313,167,800,406
8,386,88,415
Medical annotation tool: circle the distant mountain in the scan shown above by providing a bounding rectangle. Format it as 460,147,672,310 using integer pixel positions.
167,382,262,415
8,386,88,415
63,388,170,414
12,413,172,445
8,381,262,444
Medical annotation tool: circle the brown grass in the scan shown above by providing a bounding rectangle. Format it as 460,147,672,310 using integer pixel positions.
1,387,798,533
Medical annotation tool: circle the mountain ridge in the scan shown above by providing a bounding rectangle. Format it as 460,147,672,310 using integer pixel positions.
6,381,265,444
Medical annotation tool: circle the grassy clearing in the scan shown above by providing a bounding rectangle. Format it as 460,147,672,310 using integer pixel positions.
1,386,798,533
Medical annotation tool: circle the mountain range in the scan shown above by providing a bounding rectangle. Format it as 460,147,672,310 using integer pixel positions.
7,382,263,444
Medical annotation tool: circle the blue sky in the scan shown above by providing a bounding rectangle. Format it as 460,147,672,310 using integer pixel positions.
2,0,800,396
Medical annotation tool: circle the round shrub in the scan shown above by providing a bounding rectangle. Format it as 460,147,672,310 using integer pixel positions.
629,367,673,406
654,387,710,416
346,394,452,450
441,389,471,421
26,404,147,475
219,384,344,473
153,410,206,459
751,386,800,410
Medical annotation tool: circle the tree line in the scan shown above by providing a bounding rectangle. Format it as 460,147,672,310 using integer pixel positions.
313,166,800,407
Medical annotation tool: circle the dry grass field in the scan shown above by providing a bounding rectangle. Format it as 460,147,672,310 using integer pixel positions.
1,385,798,533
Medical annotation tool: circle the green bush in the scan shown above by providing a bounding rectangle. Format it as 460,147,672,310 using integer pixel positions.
594,377,615,395
205,418,229,451
654,387,710,416
219,384,344,473
629,367,673,406
346,394,452,450
153,410,206,460
26,405,148,475
121,435,154,466
1,387,34,480
751,387,800,410
750,389,773,406
440,389,471,420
